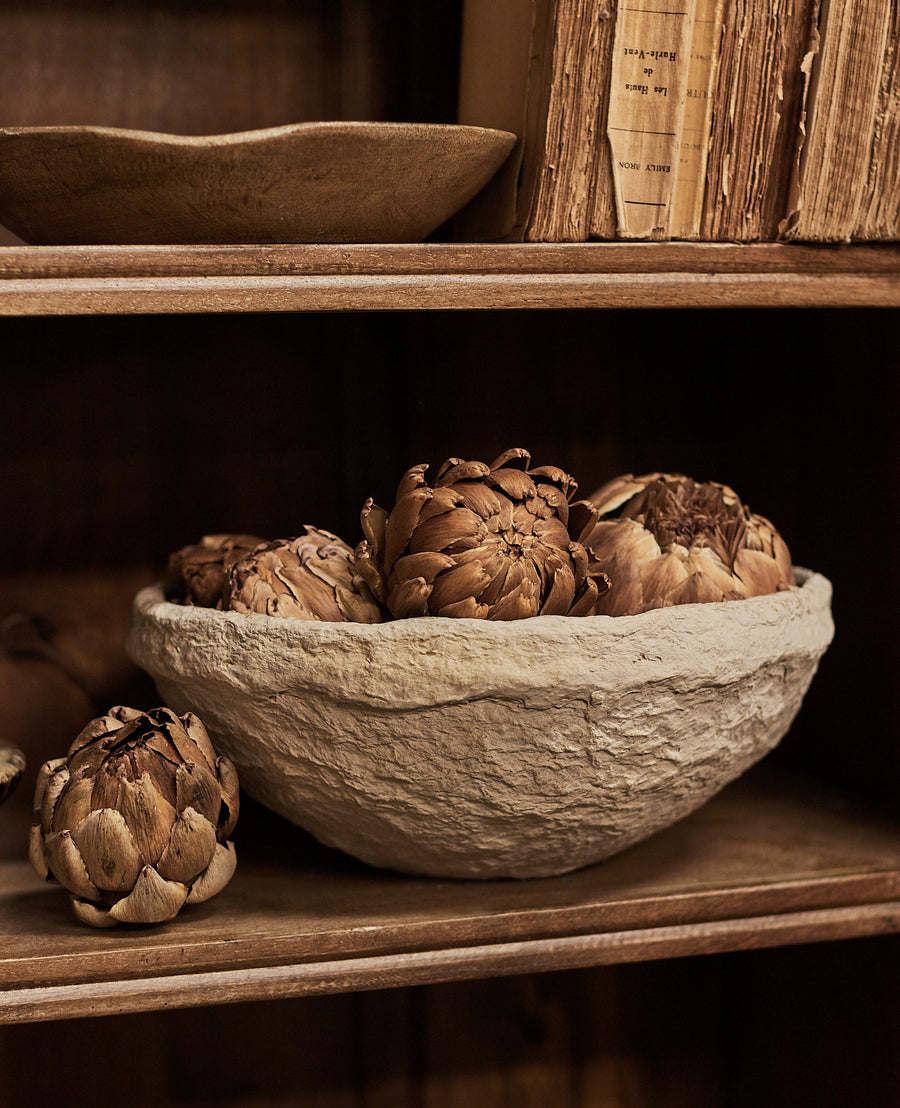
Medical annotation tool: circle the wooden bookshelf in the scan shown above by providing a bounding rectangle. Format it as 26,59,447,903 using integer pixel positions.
2,763,899,1025
2,242,900,315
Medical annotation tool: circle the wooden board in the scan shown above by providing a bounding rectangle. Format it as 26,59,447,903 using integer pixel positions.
2,764,899,1023
2,243,900,313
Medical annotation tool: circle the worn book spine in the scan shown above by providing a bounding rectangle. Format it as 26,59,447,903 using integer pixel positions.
668,0,724,239
604,0,698,239
701,0,819,241
785,0,900,241
525,0,616,241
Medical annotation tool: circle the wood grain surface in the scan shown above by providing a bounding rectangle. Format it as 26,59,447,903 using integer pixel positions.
2,764,898,1023
2,243,900,314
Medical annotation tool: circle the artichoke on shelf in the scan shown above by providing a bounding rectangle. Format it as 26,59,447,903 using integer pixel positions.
29,706,239,928
166,532,264,608
0,743,25,804
226,526,384,623
353,447,609,620
578,472,795,616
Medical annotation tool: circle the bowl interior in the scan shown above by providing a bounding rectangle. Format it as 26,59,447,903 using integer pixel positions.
0,121,517,244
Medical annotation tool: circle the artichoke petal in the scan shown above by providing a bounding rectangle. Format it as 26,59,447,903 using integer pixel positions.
186,841,238,904
44,830,102,900
108,865,189,924
407,507,483,557
732,547,785,597
353,540,388,605
389,550,456,585
667,571,727,607
156,806,218,884
489,467,537,501
388,577,432,620
48,774,94,835
34,759,68,829
436,596,490,618
180,712,219,771
435,460,491,486
28,822,49,879
384,487,432,570
175,761,223,825
450,483,503,521
215,756,241,840
415,485,465,522
396,462,430,500
487,578,540,621
359,499,388,555
538,565,577,616
70,807,143,893
70,896,118,929
490,447,531,470
428,560,492,612
117,772,178,865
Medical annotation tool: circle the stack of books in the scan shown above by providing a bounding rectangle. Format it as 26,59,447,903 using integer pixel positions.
456,0,900,243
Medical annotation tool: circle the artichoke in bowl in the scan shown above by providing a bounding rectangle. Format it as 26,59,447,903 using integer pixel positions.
353,446,609,620
579,472,795,616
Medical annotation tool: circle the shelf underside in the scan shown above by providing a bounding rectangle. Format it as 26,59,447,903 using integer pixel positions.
2,242,900,314
2,764,899,1024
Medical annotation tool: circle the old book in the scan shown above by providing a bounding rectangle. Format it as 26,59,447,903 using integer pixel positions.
700,0,819,241
602,0,708,239
784,0,900,241
456,0,615,242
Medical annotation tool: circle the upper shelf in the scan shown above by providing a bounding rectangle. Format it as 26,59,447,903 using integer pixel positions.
3,763,899,1024
2,242,900,315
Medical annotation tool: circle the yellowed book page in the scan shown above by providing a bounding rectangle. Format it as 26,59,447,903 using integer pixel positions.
668,0,722,238
606,0,696,239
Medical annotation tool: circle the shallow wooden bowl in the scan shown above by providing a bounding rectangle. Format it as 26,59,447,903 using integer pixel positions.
0,122,516,245
127,570,833,879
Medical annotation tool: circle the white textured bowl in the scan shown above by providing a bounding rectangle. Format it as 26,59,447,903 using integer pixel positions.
126,570,833,878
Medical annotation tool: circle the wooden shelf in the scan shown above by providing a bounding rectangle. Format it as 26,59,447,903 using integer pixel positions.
2,763,898,1025
2,242,900,315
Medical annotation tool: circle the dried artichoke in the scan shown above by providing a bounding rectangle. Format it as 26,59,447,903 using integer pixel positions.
0,743,25,804
353,447,609,620
29,706,239,928
226,527,384,623
166,532,264,608
579,472,795,616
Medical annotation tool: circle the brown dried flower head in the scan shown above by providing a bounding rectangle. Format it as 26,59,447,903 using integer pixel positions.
166,532,264,608
226,526,384,623
352,447,609,620
29,706,240,928
579,472,796,616
0,743,25,804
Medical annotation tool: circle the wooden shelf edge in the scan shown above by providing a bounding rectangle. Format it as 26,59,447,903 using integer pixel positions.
4,900,898,1025
2,242,899,314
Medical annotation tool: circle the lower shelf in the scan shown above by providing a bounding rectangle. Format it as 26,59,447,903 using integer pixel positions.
2,763,899,1024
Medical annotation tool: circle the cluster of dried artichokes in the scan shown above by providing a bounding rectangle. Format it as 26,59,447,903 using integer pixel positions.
166,452,795,623
30,706,239,927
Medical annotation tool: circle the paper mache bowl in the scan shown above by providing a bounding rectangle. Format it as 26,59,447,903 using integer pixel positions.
126,569,834,879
